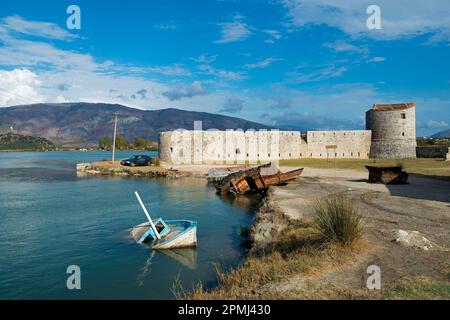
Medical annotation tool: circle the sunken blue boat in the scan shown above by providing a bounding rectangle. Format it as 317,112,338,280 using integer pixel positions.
131,219,197,249
131,191,197,249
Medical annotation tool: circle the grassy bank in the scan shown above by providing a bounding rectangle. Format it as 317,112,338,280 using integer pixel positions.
280,158,450,179
89,161,163,172
175,192,450,300
175,194,366,299
177,218,449,300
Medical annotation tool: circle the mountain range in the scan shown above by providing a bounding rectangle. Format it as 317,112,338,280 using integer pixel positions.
0,103,270,147
430,129,450,139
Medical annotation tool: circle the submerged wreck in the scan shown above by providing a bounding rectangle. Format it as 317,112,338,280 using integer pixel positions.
215,162,303,196
131,192,197,249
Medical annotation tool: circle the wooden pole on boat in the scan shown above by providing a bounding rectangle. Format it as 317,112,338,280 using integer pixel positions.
134,191,161,239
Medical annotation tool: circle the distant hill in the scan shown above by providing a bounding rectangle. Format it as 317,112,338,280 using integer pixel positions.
0,133,56,151
431,129,450,139
0,103,270,147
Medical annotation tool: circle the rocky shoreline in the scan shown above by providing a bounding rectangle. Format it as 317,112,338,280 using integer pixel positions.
76,162,187,178
249,190,290,254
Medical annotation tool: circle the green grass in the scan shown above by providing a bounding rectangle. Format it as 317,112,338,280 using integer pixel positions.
280,158,450,179
312,194,364,246
383,277,450,300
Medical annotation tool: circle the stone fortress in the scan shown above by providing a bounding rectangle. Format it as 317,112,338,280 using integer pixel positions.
159,103,437,165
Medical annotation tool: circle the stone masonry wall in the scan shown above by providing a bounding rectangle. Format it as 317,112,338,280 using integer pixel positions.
306,130,372,159
416,146,450,159
159,129,372,164
367,107,417,159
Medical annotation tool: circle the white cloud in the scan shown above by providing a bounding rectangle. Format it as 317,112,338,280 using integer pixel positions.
191,53,218,64
162,81,207,101
282,0,450,42
323,40,369,54
368,56,386,62
263,29,282,43
198,64,247,80
423,119,449,128
1,15,78,41
130,65,192,77
214,14,252,44
0,69,44,106
219,96,244,113
244,57,281,69
0,37,99,71
154,21,178,30
286,64,348,83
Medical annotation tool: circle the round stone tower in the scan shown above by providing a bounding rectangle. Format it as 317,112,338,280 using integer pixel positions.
366,103,417,159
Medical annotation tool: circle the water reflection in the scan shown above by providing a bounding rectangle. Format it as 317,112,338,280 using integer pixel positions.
0,152,258,299
160,248,198,270
136,250,156,287
0,167,76,182
136,248,198,286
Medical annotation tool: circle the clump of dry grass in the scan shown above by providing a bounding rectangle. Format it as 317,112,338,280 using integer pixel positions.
152,157,161,166
312,194,363,246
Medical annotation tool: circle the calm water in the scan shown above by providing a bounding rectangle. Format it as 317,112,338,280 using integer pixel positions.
0,151,257,299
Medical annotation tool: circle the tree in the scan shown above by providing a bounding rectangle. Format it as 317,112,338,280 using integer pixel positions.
134,137,149,150
115,135,130,150
99,136,112,150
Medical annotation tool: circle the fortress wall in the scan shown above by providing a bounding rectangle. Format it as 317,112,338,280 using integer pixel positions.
305,130,372,159
159,129,372,164
159,130,303,164
416,146,450,159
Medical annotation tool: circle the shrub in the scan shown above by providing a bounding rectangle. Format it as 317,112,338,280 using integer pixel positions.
312,193,363,246
152,157,161,166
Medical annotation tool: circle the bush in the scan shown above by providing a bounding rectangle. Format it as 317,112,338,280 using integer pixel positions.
312,193,363,246
152,157,161,166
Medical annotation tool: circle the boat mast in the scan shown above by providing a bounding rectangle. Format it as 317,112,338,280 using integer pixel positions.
134,191,161,239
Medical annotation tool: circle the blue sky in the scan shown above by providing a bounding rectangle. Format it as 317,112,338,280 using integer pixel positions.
0,0,449,136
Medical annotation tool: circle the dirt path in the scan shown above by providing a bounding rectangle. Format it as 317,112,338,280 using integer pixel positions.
267,167,450,296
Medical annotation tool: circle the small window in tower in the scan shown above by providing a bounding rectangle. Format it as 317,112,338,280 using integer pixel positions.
402,132,405,137
236,148,240,154
401,113,406,119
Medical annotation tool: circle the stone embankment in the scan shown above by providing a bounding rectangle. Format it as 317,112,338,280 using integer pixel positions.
76,162,186,178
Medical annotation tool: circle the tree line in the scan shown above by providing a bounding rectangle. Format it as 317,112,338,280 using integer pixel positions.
99,135,157,151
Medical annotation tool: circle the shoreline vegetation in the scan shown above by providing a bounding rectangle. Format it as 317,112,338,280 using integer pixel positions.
173,188,450,300
77,160,185,178
172,192,371,299
0,132,158,152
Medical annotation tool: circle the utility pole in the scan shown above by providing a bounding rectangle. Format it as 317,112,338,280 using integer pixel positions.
112,112,120,164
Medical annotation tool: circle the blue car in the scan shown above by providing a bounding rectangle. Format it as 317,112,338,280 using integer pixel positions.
121,155,152,167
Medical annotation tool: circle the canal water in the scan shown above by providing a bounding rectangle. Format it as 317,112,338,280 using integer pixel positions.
0,151,257,299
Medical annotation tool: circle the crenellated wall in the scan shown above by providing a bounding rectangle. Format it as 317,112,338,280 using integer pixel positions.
158,103,419,164
159,129,372,164
306,130,372,159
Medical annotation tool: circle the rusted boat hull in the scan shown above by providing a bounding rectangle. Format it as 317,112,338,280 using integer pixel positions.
216,163,303,195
